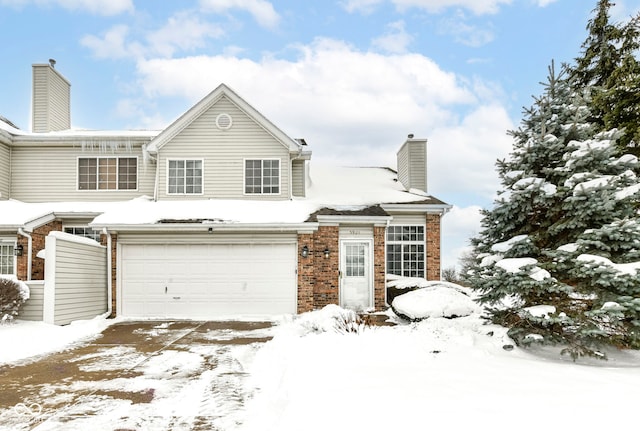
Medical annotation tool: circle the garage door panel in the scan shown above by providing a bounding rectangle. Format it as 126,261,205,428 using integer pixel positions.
121,242,297,318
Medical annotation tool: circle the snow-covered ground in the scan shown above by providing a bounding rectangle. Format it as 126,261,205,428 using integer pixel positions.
2,284,640,431
0,315,114,364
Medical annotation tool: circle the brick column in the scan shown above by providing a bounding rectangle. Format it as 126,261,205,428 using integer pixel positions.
297,233,314,313
426,213,442,281
311,226,339,309
373,226,386,310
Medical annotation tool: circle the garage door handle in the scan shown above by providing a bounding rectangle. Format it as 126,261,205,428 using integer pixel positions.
173,296,181,300
165,286,167,294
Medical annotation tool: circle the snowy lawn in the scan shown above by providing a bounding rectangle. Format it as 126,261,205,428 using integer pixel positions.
241,303,640,430
2,286,640,431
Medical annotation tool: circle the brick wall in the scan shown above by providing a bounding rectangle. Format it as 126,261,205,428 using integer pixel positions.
311,226,339,309
297,226,339,312
297,233,314,313
426,213,442,281
16,220,62,281
373,226,386,309
298,225,388,312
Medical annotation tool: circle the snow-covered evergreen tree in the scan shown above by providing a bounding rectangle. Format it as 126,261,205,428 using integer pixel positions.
570,0,640,155
466,61,640,359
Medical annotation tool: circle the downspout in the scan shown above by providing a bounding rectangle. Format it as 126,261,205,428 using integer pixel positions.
17,228,32,281
153,158,159,201
439,207,450,280
290,144,304,199
103,228,113,316
384,218,391,306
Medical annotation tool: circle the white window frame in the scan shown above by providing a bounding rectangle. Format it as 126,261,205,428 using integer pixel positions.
76,156,138,191
386,225,426,278
0,238,17,277
63,226,102,242
166,159,204,195
243,158,281,195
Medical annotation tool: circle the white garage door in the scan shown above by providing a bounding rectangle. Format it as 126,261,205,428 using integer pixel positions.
120,243,297,318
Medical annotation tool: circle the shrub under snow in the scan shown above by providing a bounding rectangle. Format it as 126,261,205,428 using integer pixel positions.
0,277,30,323
391,278,480,321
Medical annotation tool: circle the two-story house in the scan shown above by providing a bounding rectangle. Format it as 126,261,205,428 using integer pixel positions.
0,62,451,322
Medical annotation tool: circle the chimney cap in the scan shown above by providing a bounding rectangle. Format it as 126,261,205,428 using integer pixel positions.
408,133,414,139
49,58,56,68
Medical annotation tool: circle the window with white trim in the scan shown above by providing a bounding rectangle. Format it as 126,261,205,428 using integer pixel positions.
386,225,425,277
64,227,101,242
245,159,280,194
168,160,203,194
0,240,16,276
78,157,137,190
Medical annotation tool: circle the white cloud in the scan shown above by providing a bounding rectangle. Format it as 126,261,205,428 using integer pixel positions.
81,25,142,59
199,0,280,29
0,0,133,15
609,1,640,22
429,103,512,202
342,0,384,14
372,20,413,53
344,0,511,15
146,11,224,58
534,0,558,6
81,12,224,60
441,205,483,268
438,12,495,47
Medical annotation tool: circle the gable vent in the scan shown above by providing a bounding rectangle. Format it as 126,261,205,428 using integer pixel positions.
216,113,233,130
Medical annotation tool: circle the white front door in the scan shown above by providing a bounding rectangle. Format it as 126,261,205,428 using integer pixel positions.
340,240,373,311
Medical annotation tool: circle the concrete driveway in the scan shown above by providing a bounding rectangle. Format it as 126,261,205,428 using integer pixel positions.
0,320,274,431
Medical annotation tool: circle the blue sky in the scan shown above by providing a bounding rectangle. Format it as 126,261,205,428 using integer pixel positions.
1,0,639,268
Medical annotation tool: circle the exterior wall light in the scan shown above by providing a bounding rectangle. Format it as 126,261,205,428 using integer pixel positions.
14,244,23,256
324,248,330,258
301,245,309,258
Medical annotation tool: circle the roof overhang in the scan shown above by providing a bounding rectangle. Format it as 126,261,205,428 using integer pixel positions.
315,215,392,226
11,134,155,147
381,203,452,214
91,222,320,235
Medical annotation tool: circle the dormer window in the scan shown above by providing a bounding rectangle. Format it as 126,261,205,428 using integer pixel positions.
245,159,280,194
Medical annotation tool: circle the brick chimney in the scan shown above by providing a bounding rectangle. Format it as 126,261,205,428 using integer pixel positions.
397,134,427,193
32,60,71,132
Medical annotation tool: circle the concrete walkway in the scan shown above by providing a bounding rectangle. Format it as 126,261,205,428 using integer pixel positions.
0,320,274,431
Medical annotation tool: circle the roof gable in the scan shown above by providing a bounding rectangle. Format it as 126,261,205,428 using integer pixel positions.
146,83,301,153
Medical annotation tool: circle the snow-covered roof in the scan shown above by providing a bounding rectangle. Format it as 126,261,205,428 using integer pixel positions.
0,200,120,230
0,116,159,140
0,165,450,230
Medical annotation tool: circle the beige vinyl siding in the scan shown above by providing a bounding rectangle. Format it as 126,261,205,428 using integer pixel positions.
17,281,44,321
292,159,306,197
45,234,107,325
408,142,427,191
10,143,154,202
396,140,427,192
32,65,71,133
157,95,291,200
0,143,9,199
397,143,409,190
